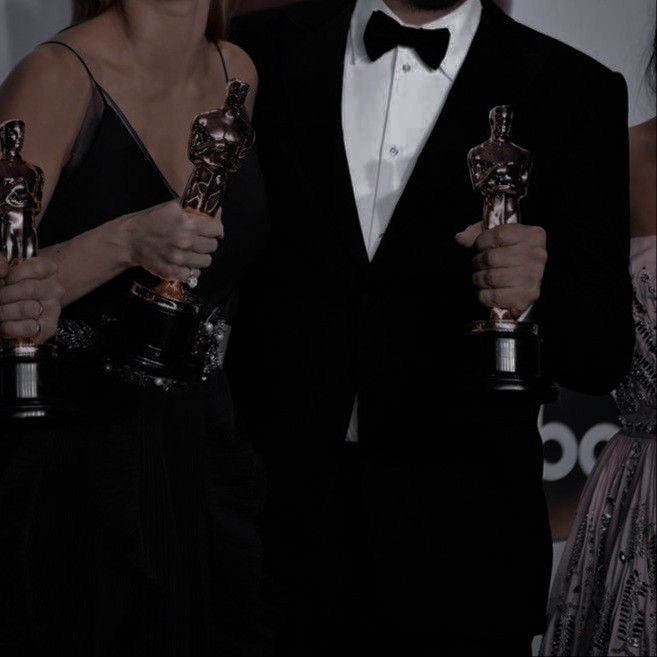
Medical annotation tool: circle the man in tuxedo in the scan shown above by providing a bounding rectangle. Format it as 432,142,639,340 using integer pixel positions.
228,0,634,654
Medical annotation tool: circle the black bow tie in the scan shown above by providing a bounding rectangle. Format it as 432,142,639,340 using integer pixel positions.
363,11,450,70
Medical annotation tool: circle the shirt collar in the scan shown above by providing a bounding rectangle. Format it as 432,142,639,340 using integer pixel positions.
348,0,482,78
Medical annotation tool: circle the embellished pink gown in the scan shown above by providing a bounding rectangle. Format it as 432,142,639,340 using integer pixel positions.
541,236,656,657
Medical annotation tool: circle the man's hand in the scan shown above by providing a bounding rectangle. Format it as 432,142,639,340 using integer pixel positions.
0,254,64,344
455,222,547,319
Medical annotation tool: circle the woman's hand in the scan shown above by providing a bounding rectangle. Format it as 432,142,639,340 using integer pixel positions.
0,255,64,344
123,201,223,281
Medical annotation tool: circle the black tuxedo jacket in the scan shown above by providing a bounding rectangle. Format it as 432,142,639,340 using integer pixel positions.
228,0,634,647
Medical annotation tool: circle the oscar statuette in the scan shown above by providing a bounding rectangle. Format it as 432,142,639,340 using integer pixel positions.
0,119,61,420
108,79,255,385
462,106,556,399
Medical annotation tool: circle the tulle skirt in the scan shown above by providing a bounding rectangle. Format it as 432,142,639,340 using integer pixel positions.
0,369,269,656
540,431,656,656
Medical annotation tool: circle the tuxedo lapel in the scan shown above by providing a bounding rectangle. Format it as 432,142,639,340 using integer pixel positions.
280,0,369,270
371,0,546,266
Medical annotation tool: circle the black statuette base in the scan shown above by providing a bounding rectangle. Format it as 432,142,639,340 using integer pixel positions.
461,319,557,401
0,343,62,422
106,281,202,383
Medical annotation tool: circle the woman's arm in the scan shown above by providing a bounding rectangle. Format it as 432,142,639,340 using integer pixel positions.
629,119,657,237
0,45,221,308
0,45,134,308
0,45,92,213
44,201,221,307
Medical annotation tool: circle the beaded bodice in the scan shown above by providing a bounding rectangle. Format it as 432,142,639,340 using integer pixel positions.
613,236,656,434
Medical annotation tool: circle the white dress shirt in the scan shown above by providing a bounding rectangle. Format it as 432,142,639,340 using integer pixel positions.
343,0,482,442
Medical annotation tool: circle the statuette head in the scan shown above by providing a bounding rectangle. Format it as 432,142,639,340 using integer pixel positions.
225,79,250,114
0,119,25,156
489,106,513,141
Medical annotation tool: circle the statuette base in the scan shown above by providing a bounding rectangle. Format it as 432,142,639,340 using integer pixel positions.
461,319,557,401
106,281,203,383
0,343,62,422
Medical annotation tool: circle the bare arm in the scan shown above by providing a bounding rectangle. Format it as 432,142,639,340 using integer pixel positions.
629,119,657,237
0,45,221,308
0,45,134,307
42,215,134,307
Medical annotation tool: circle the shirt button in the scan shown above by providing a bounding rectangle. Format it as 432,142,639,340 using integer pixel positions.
389,145,399,156
402,63,412,73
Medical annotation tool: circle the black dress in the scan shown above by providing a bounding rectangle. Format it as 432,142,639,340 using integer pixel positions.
0,42,270,656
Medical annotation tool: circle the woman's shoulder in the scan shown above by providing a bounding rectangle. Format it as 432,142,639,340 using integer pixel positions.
217,41,258,90
19,12,118,93
1,39,93,105
0,35,97,181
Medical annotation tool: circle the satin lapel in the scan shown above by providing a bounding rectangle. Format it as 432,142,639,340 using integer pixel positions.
280,1,369,270
371,1,546,266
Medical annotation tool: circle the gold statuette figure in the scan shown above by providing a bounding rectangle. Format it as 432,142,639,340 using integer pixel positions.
461,106,555,399
182,80,255,218
0,119,43,270
468,105,531,320
111,80,255,385
0,119,61,420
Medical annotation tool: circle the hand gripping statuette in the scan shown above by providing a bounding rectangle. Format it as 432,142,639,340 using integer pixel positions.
462,106,555,399
110,80,255,385
0,119,62,421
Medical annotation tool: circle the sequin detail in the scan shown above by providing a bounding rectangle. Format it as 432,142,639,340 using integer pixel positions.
55,308,230,390
191,307,231,380
613,267,656,434
55,318,97,352
543,438,656,656
541,240,656,657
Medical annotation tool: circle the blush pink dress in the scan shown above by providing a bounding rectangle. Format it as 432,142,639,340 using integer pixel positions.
541,236,656,657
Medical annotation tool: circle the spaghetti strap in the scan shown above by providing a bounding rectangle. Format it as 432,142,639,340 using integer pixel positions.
216,43,230,82
42,40,98,85
40,41,105,176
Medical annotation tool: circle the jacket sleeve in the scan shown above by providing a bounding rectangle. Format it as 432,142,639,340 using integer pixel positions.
535,70,635,395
